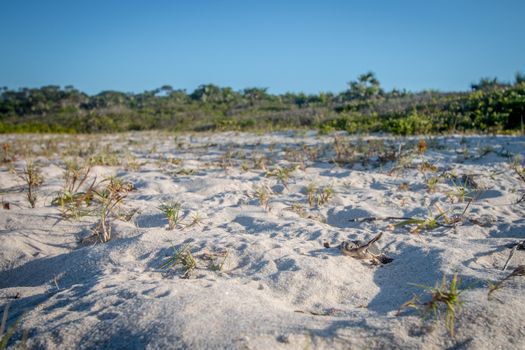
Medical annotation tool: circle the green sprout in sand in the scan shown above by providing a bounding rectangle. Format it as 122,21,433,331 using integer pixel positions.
159,201,183,230
399,272,463,336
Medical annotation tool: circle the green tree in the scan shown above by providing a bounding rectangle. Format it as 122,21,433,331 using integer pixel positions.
345,71,383,100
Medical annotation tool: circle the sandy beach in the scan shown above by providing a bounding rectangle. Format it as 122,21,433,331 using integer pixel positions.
1,131,524,349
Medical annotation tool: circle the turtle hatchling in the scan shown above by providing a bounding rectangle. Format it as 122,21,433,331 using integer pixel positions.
339,232,393,264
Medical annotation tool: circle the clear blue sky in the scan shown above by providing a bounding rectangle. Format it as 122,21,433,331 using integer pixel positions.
1,0,524,95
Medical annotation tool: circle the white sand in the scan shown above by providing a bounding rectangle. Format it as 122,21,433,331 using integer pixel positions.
1,131,524,349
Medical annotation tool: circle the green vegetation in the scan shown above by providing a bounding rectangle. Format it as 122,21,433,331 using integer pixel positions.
159,201,183,230
90,177,134,243
160,244,197,278
52,161,95,218
305,183,334,207
265,165,296,188
399,273,463,336
19,161,43,208
252,184,272,210
1,72,524,134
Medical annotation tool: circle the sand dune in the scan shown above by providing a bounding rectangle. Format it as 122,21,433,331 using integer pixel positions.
1,131,524,349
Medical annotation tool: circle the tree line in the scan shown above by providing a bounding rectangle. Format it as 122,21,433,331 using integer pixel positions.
1,72,524,134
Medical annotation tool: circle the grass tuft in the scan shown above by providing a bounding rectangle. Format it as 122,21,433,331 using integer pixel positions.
19,161,43,208
161,244,197,278
52,161,95,219
159,201,182,230
399,272,463,336
90,177,134,243
253,184,272,210
265,166,296,189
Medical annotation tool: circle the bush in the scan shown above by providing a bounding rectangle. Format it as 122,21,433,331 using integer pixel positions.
388,112,433,135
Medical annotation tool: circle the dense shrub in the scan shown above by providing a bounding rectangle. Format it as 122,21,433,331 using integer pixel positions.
1,77,524,134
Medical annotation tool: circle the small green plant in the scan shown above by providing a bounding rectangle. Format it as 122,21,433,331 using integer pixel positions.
305,183,334,207
88,145,120,166
446,176,473,203
306,183,317,207
124,156,142,171
265,166,296,189
317,185,334,206
52,161,95,218
447,185,468,203
253,184,272,210
240,160,250,172
394,206,449,234
426,175,441,193
333,135,354,164
399,273,463,336
19,161,43,208
252,153,267,170
210,254,228,271
185,212,204,228
159,201,182,230
202,249,229,272
1,143,14,163
220,151,233,169
488,265,525,301
160,244,196,278
90,177,133,243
